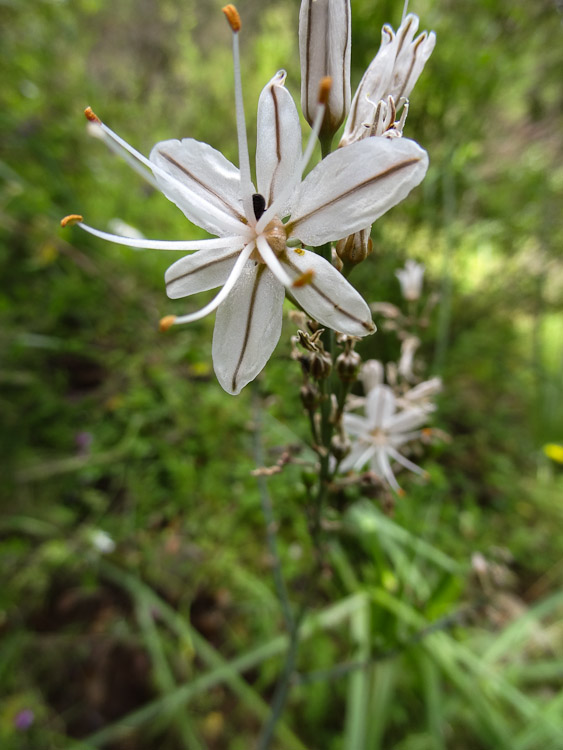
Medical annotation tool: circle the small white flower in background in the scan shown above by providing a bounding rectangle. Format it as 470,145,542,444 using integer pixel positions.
63,4,429,395
90,530,116,554
395,259,425,301
400,376,442,408
340,383,433,494
299,0,351,138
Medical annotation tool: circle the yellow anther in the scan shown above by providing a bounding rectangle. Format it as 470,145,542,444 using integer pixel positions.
292,269,315,288
318,77,332,105
222,5,241,32
159,315,177,332
293,247,305,256
397,488,406,498
422,428,433,436
60,214,83,227
84,107,101,124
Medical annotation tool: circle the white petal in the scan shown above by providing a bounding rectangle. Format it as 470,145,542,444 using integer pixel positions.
387,445,426,476
365,385,396,428
374,449,402,492
150,139,249,237
343,413,371,437
212,265,284,395
256,71,302,216
340,26,396,146
340,441,376,473
281,247,374,336
165,242,245,299
287,137,428,246
389,16,436,102
384,406,430,434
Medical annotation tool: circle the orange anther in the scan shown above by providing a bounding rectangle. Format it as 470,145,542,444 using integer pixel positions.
159,315,177,332
60,214,83,228
84,107,101,124
222,5,241,32
318,77,332,105
292,269,315,288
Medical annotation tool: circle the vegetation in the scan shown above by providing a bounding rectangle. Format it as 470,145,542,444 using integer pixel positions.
1,0,562,748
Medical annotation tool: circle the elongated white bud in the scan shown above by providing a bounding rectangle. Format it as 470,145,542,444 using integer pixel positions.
299,0,351,138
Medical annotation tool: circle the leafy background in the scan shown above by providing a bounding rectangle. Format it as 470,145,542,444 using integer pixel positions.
1,0,562,748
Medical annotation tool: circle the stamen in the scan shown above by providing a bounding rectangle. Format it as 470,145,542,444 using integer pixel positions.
318,76,332,106
256,78,332,234
292,269,315,288
84,106,101,124
171,240,255,325
224,5,255,223
222,5,241,32
401,0,409,23
252,193,266,221
88,114,251,238
87,121,158,189
159,315,177,332
256,235,293,288
72,219,248,251
60,214,84,228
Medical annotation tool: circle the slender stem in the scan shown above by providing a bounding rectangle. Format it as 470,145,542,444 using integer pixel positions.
252,382,294,633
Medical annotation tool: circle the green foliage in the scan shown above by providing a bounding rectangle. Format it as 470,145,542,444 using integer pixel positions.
1,0,563,748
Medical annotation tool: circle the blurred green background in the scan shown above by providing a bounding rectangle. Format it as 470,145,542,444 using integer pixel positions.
1,0,562,748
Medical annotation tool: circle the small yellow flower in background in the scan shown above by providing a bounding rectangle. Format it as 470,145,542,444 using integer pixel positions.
543,443,563,464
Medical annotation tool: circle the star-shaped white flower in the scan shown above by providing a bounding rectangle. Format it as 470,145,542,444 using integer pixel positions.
340,383,434,493
63,5,428,394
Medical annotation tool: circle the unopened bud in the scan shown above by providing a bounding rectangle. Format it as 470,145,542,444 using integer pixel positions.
299,0,351,137
300,382,320,410
336,349,361,382
335,227,373,266
331,433,351,461
310,350,332,380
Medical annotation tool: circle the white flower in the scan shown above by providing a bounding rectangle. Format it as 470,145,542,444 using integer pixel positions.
395,258,425,300
340,14,436,147
340,383,432,493
63,5,428,395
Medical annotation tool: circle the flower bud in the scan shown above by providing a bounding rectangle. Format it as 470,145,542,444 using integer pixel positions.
299,0,351,138
395,259,425,301
335,349,361,382
331,432,351,461
335,226,373,266
310,349,333,380
300,382,320,410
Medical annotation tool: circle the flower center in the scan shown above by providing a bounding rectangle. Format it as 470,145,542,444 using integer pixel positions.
369,428,387,446
251,216,287,262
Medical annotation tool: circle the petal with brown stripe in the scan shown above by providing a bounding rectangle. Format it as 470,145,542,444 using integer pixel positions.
212,265,284,395
281,247,374,337
165,242,246,299
286,136,428,246
256,71,302,217
150,138,248,237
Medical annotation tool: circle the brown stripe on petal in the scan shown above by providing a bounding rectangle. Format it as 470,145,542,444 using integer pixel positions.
231,265,265,393
267,83,282,206
283,257,373,332
396,34,427,101
287,157,422,234
166,250,240,288
156,150,246,224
